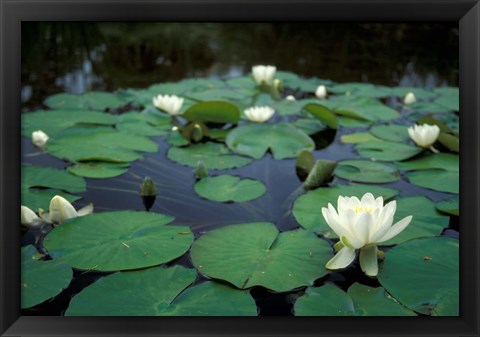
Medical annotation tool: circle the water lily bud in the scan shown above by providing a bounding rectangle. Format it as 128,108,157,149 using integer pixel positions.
252,65,277,85
191,124,204,143
140,176,157,197
49,195,78,224
408,124,440,149
194,161,208,179
21,205,41,227
32,130,49,148
322,193,412,276
404,92,417,105
152,94,184,115
315,85,328,99
244,106,275,123
273,79,283,91
285,95,296,101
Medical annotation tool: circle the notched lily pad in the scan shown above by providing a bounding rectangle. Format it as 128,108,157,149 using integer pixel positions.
334,160,400,183
194,175,266,202
355,140,422,161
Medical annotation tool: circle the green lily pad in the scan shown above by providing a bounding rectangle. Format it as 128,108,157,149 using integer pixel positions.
334,160,400,183
378,237,459,316
190,222,332,292
22,110,118,138
303,103,337,129
44,92,128,111
167,142,253,169
294,283,415,316
340,132,379,144
271,100,302,116
67,162,129,179
381,196,450,245
396,153,459,172
405,170,459,194
355,140,422,161
436,197,459,216
194,175,266,203
292,184,398,236
438,132,459,153
332,97,399,121
369,125,410,143
183,101,241,124
338,116,372,127
65,265,257,316
43,211,193,271
411,102,450,114
48,129,157,163
226,123,314,160
434,94,459,112
292,118,327,135
21,245,73,309
116,120,170,136
22,165,85,210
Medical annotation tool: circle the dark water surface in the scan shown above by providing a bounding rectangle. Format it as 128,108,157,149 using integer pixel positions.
21,23,459,316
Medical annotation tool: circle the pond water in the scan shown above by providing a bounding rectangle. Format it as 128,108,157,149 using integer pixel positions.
21,23,459,316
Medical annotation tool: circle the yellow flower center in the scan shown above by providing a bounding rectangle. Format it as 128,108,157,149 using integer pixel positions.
354,206,374,214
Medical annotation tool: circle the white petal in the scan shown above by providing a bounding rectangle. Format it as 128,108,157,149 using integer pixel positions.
361,193,375,206
352,211,372,247
359,245,378,276
77,203,94,217
325,247,356,270
49,195,78,224
377,215,413,243
322,205,346,238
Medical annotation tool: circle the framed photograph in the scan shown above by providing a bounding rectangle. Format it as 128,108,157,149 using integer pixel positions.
1,0,479,336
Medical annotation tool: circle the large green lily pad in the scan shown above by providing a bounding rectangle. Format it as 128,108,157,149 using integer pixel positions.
65,265,257,316
292,184,399,237
21,245,73,309
47,129,157,163
294,283,415,316
436,197,459,216
190,222,332,292
226,123,314,160
194,175,266,202
303,103,337,129
22,165,85,210
355,140,422,161
332,97,399,121
22,109,118,138
340,132,379,144
334,160,400,183
43,211,193,271
381,196,450,245
168,142,253,169
405,170,459,194
396,153,459,172
183,101,241,123
67,162,130,179
378,237,459,316
369,125,410,143
44,92,128,111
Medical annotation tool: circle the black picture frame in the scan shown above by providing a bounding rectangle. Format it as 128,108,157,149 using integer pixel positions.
1,0,479,336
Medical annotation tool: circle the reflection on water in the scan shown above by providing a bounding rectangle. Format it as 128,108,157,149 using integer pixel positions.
21,22,458,110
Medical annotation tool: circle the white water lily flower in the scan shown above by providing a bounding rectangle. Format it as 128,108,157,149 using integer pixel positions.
403,92,417,105
152,94,184,116
49,195,93,224
252,65,277,85
408,124,440,149
32,130,49,148
315,85,328,99
21,205,41,228
244,106,275,123
285,95,296,101
322,193,412,276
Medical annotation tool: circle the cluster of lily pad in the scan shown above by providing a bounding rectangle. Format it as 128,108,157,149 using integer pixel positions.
20,64,459,316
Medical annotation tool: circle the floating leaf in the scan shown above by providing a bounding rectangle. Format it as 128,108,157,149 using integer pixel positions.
396,153,459,172
22,110,117,138
334,160,400,183
381,196,450,245
116,120,170,137
369,125,410,143
411,102,450,114
43,211,193,271
190,222,332,292
44,92,128,111
303,160,337,190
438,132,459,153
434,94,459,112
355,140,422,161
194,175,266,202
292,184,398,236
340,132,379,144
338,117,372,127
405,170,459,194
167,130,190,146
67,162,129,179
226,123,314,160
65,266,257,316
21,245,72,309
22,165,85,210
436,197,459,216
378,237,459,316
183,101,240,124
303,103,337,129
168,142,252,169
332,97,399,121
294,283,414,316
292,118,327,135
